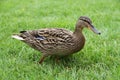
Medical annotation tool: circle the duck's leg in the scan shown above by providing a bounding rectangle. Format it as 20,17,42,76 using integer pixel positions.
55,56,60,63
39,56,46,64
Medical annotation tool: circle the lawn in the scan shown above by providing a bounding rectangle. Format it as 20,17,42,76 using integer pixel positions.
0,0,120,80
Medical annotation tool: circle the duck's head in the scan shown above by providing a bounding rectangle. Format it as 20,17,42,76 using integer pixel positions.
76,16,101,35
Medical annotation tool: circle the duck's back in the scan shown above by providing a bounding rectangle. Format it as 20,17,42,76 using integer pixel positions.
19,28,78,56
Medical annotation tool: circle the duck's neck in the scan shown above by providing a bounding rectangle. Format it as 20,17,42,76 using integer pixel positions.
72,25,85,53
73,26,83,37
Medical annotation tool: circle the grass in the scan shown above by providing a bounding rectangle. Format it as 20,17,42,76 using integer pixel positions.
0,0,120,80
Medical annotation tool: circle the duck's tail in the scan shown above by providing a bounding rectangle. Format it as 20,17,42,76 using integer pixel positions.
11,34,25,40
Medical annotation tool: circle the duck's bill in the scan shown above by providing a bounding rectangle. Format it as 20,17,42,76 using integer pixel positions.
89,24,101,35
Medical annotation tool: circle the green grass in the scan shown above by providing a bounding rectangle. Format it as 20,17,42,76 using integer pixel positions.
0,0,120,80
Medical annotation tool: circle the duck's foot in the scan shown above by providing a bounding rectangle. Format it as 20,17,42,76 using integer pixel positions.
55,56,61,63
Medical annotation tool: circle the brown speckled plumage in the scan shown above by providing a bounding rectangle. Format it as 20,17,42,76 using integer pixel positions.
12,16,101,63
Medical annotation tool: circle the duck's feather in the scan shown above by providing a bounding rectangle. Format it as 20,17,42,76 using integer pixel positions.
12,35,24,40
18,28,75,55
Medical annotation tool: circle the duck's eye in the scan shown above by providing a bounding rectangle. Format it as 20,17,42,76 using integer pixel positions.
82,19,91,24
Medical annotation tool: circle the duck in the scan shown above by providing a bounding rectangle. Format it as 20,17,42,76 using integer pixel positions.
12,16,101,64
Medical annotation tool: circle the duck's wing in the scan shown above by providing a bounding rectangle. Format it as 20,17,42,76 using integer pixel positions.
16,28,74,50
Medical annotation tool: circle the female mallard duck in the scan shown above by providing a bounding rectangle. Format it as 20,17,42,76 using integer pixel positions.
12,16,101,63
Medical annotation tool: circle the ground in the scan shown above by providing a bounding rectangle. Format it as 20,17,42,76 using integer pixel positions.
0,0,120,80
